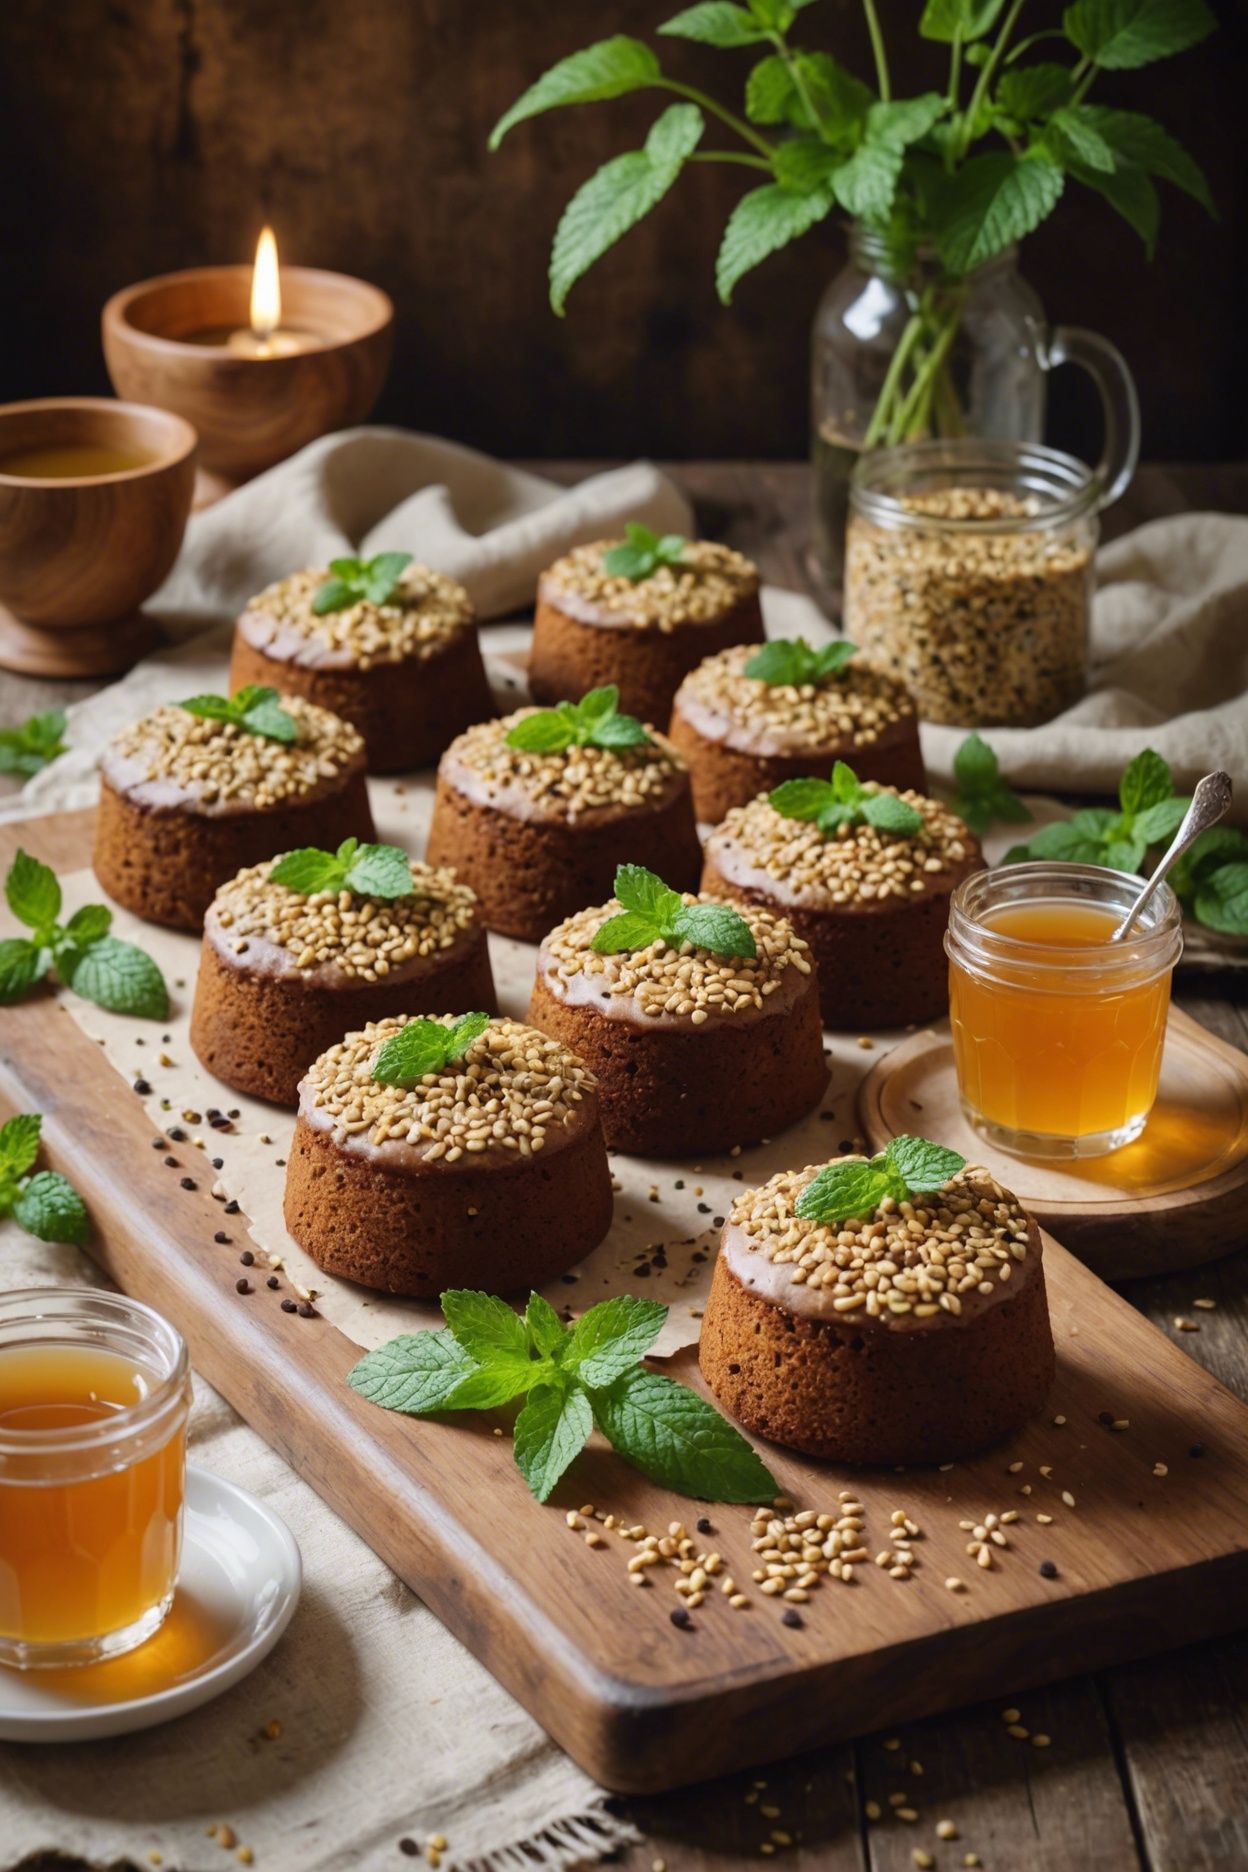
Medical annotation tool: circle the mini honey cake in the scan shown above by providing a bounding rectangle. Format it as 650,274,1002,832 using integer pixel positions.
669,639,925,823
701,764,982,1029
285,1013,613,1296
528,529,764,727
190,843,496,1107
93,690,373,932
699,1139,1055,1464
229,555,494,773
424,690,702,942
528,865,828,1155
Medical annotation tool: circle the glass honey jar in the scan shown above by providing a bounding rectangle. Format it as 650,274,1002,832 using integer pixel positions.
0,1288,191,1669
946,864,1182,1159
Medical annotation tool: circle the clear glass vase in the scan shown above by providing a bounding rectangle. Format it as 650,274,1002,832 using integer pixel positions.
810,225,1139,607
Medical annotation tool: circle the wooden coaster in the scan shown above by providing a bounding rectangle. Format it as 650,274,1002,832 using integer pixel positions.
857,1007,1248,1281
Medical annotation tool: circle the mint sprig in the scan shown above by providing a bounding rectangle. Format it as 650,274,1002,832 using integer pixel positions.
0,1112,88,1246
797,1136,968,1227
949,732,1032,835
269,838,414,901
348,1288,778,1505
506,686,651,754
312,551,414,616
602,523,687,583
770,761,924,839
179,685,297,745
0,708,67,777
372,1013,493,1087
745,638,858,687
590,864,757,960
0,851,168,1019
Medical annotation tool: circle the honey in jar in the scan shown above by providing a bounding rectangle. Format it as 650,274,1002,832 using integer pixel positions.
946,865,1182,1159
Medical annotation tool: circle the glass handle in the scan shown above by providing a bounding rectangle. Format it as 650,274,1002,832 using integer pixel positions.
1042,324,1141,511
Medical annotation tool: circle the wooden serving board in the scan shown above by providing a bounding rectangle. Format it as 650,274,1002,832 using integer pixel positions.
856,1013,1248,1281
4,811,1248,1793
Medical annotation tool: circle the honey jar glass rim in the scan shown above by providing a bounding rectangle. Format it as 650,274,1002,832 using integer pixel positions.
0,1287,189,1459
850,438,1103,533
946,862,1182,980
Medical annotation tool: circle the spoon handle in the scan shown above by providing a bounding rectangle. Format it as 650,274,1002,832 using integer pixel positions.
1111,770,1234,943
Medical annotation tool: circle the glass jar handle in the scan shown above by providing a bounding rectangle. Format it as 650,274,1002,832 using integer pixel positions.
1042,325,1141,511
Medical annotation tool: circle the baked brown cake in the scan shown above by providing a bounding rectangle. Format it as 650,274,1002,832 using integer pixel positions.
228,563,494,773
528,893,827,1155
190,856,496,1106
701,782,982,1029
284,1015,613,1296
528,538,764,726
424,707,702,942
669,642,925,823
699,1158,1055,1464
93,696,373,932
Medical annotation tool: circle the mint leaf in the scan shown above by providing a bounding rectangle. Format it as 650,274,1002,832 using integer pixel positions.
770,777,836,821
745,53,805,125
310,577,353,615
658,3,770,46
550,103,704,314
347,1331,481,1414
63,904,112,947
868,94,948,150
921,0,1008,40
506,712,577,754
525,1292,568,1357
936,152,1065,275
362,551,414,604
62,939,168,1020
590,910,665,955
1046,105,1117,172
514,1381,594,1503
441,1289,531,1364
565,1295,668,1387
1119,747,1174,815
591,1367,777,1503
591,710,651,749
12,1171,88,1246
716,182,834,304
179,693,235,722
771,765,922,839
0,1113,41,1178
591,864,757,959
490,36,661,148
613,863,684,925
950,732,1032,834
506,685,650,753
1194,862,1248,937
745,638,857,686
1133,796,1189,845
602,523,688,582
373,1013,491,1086
311,551,413,615
342,843,415,899
671,901,758,959
6,849,60,932
270,848,349,894
1077,107,1213,211
831,142,904,220
1063,0,1215,70
796,1158,893,1224
998,64,1075,121
861,793,925,836
0,708,67,777
0,938,43,1004
179,687,297,744
1067,153,1160,251
886,1134,968,1192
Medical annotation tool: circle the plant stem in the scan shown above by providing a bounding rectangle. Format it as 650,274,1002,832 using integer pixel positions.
947,29,963,115
658,79,776,158
778,39,826,139
958,0,1028,159
863,312,926,448
687,150,774,170
860,0,891,102
888,301,962,443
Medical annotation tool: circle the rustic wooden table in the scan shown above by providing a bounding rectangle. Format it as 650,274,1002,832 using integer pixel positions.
5,461,1247,1872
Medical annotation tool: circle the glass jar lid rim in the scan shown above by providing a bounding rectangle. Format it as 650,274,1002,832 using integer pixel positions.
851,438,1103,531
948,862,1182,964
0,1286,188,1454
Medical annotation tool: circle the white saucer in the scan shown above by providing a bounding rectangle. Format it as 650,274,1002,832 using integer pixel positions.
0,1465,301,1741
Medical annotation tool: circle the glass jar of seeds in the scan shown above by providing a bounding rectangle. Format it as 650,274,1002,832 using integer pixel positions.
844,440,1103,728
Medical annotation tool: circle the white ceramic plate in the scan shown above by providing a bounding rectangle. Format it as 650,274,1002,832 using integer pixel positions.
0,1465,301,1741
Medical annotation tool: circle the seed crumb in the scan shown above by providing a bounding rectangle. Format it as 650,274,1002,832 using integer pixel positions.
936,1819,958,1840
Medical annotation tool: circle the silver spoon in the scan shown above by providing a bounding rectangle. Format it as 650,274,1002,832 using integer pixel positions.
1110,769,1233,943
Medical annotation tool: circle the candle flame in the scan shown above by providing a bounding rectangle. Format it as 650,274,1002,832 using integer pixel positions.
250,226,282,341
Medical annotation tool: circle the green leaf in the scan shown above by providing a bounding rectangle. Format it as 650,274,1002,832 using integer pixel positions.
1104,835,1147,873
347,1331,482,1414
565,1295,668,1388
798,52,874,133
921,0,1008,41
1046,106,1117,172
270,847,349,894
1063,0,1215,69
936,152,1065,274
550,102,704,313
178,693,235,722
591,711,651,749
716,182,833,303
0,1113,41,1178
514,1381,594,1503
795,1158,892,1224
0,708,68,776
525,1292,568,1357
1133,796,1189,845
1078,106,1214,211
446,1011,492,1058
953,731,999,794
1194,863,1248,936
490,36,662,148
0,937,44,1003
658,3,770,46
372,1014,489,1085
745,53,804,125
745,637,857,685
1067,154,1159,251
867,95,947,149
63,904,112,946
506,711,576,753
861,793,925,836
1119,747,1174,815
831,142,904,222
613,863,684,925
671,901,758,959
239,692,298,743
361,551,414,604
591,1367,778,1502
342,843,415,899
773,139,842,195
770,777,836,821
997,64,1075,121
13,1170,88,1246
950,733,1032,833
441,1289,531,1365
311,578,355,616
6,849,61,932
61,938,168,1020
590,910,664,955
886,1135,968,1193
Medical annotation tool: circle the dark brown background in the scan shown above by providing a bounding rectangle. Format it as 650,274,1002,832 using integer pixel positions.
0,0,1244,462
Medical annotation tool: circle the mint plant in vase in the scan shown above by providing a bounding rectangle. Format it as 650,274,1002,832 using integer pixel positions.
491,0,1216,600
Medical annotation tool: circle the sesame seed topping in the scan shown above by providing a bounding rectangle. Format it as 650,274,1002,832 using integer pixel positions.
208,858,476,982
301,1015,597,1160
676,643,913,753
244,564,473,668
543,538,758,632
443,706,687,822
106,696,363,811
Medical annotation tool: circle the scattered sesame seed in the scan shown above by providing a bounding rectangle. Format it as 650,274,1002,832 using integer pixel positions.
1153,1462,1169,1477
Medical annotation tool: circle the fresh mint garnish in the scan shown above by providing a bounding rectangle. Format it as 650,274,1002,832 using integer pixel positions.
602,522,687,583
1004,747,1190,875
371,1013,492,1087
269,838,414,901
348,1287,777,1505
590,863,757,960
745,638,858,687
506,685,651,754
0,1112,88,1246
770,761,924,839
179,685,297,745
0,708,67,777
797,1136,968,1227
949,732,1032,835
312,551,414,616
0,851,168,1019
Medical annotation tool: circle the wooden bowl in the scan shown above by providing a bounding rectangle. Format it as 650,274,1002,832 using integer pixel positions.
0,398,197,678
102,266,394,496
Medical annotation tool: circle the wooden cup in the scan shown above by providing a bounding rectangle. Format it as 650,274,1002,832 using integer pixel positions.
102,267,394,502
0,398,197,678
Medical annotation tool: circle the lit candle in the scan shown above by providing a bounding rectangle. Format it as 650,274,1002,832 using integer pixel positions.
223,226,316,356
